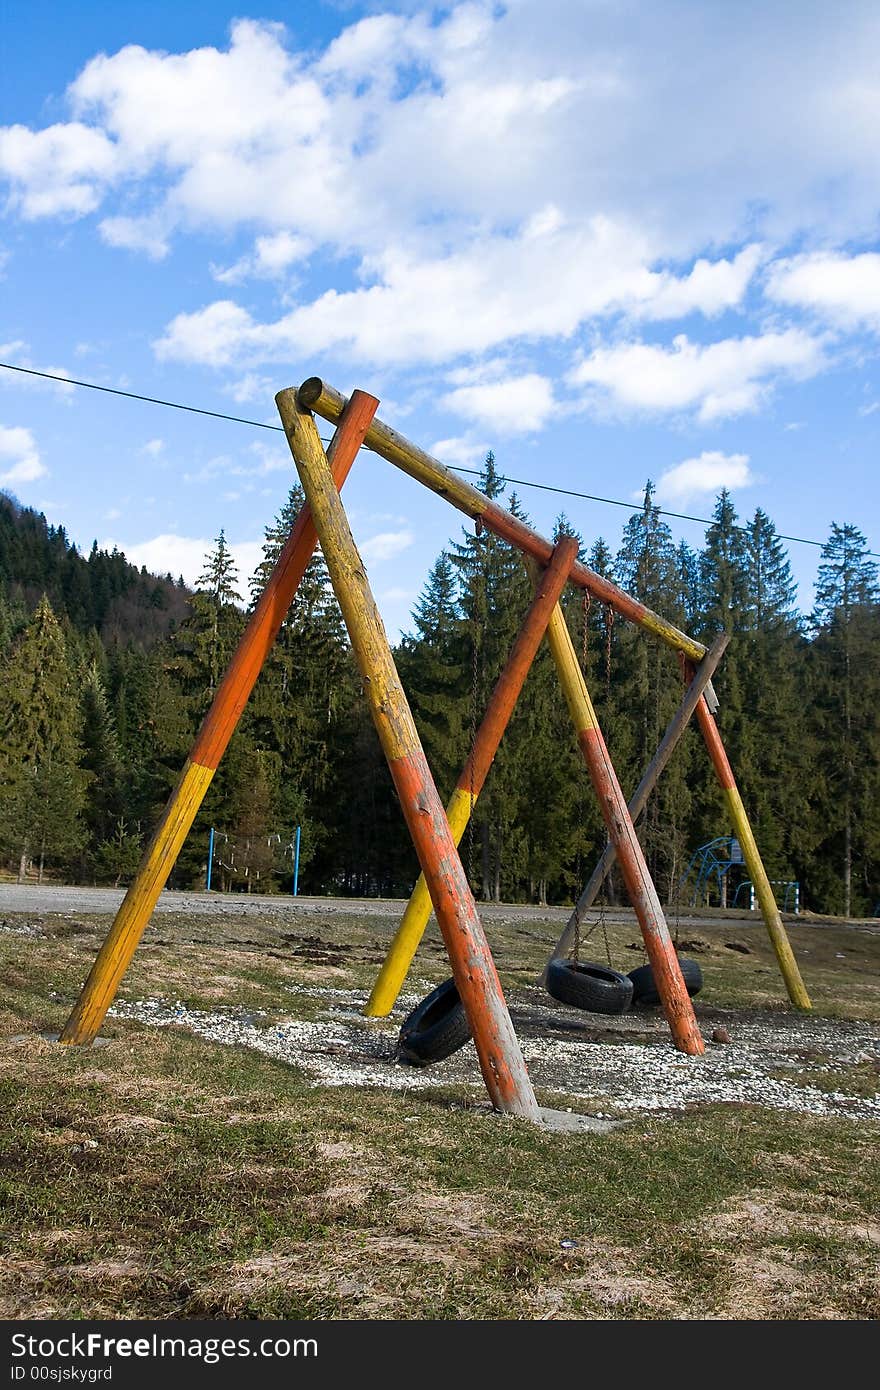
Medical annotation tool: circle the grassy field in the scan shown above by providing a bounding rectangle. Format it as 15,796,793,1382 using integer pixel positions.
1,900,878,1320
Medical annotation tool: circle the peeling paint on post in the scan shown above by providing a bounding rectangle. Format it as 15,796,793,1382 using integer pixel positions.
544,632,730,982
541,595,705,1056
277,384,541,1122
688,667,812,1011
59,393,378,1047
366,536,578,1017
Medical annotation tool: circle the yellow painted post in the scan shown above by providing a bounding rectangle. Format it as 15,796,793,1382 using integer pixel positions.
365,537,578,1017
59,392,379,1045
689,671,811,1010
542,598,704,1055
276,385,541,1122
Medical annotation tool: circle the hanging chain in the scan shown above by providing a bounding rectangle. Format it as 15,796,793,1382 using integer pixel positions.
604,604,615,697
581,592,591,670
598,884,613,968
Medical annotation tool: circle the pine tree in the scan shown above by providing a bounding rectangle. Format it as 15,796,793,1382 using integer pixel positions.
397,552,467,801
810,523,880,914
612,483,690,896
449,462,533,899
0,595,87,880
173,530,244,703
80,662,127,862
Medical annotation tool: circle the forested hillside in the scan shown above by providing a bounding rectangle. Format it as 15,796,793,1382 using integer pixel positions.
1,467,877,916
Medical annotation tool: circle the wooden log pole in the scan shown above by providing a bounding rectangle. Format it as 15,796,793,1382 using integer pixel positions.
298,377,706,663
59,392,379,1046
688,666,812,1010
365,536,579,1018
541,595,705,1055
276,385,542,1122
542,631,730,983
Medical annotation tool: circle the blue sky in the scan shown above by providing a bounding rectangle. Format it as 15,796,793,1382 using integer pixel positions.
1,0,878,640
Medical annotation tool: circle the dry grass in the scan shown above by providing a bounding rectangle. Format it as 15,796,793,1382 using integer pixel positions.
1,899,879,1320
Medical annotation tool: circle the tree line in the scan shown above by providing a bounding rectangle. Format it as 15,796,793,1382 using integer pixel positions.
0,462,877,916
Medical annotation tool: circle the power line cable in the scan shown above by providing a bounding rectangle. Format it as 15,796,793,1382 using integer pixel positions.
2,359,877,558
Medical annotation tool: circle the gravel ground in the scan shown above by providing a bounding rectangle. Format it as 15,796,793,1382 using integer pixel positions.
107,982,880,1123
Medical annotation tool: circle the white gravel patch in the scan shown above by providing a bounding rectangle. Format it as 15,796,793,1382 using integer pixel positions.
0,919,45,937
108,987,880,1122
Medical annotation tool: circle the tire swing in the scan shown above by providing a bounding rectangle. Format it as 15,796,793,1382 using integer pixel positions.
397,977,471,1066
545,882,633,1015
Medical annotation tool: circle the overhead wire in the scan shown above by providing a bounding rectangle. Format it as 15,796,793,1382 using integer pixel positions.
2,359,877,557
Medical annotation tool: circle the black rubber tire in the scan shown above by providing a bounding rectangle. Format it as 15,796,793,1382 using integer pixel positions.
545,958,634,1015
397,978,471,1066
628,957,703,1007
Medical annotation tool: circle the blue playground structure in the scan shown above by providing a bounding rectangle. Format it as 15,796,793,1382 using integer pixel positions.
678,836,799,914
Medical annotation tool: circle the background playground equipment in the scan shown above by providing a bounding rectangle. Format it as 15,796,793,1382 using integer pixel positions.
205,825,302,895
678,836,750,909
59,376,811,1119
677,837,801,915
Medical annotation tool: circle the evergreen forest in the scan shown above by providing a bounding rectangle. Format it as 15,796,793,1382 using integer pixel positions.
1,463,878,918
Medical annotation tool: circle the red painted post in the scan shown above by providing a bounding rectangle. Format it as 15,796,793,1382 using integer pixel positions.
543,599,704,1055
59,393,378,1045
366,537,578,1015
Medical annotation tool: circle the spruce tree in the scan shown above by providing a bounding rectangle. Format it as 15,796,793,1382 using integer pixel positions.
0,595,86,880
810,523,880,914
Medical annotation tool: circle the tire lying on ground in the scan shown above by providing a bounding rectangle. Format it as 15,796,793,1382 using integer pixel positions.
627,957,703,1007
544,958,634,1015
397,977,472,1066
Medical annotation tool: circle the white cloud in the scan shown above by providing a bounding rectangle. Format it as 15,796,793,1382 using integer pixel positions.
653,451,755,504
569,329,826,421
859,400,880,417
100,214,169,259
443,373,557,434
431,436,492,470
140,438,164,457
359,529,414,564
101,532,262,591
212,231,312,284
766,251,880,332
0,424,47,486
6,7,880,256
155,300,254,367
156,216,765,370
633,245,765,320
0,121,118,217
225,373,277,405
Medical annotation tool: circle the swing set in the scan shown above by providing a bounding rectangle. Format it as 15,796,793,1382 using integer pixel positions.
58,378,811,1125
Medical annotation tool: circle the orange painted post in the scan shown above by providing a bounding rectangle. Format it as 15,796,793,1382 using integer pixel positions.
543,632,730,982
277,384,541,1122
688,668,812,1010
298,377,707,663
59,392,379,1046
542,596,704,1056
365,536,579,1017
